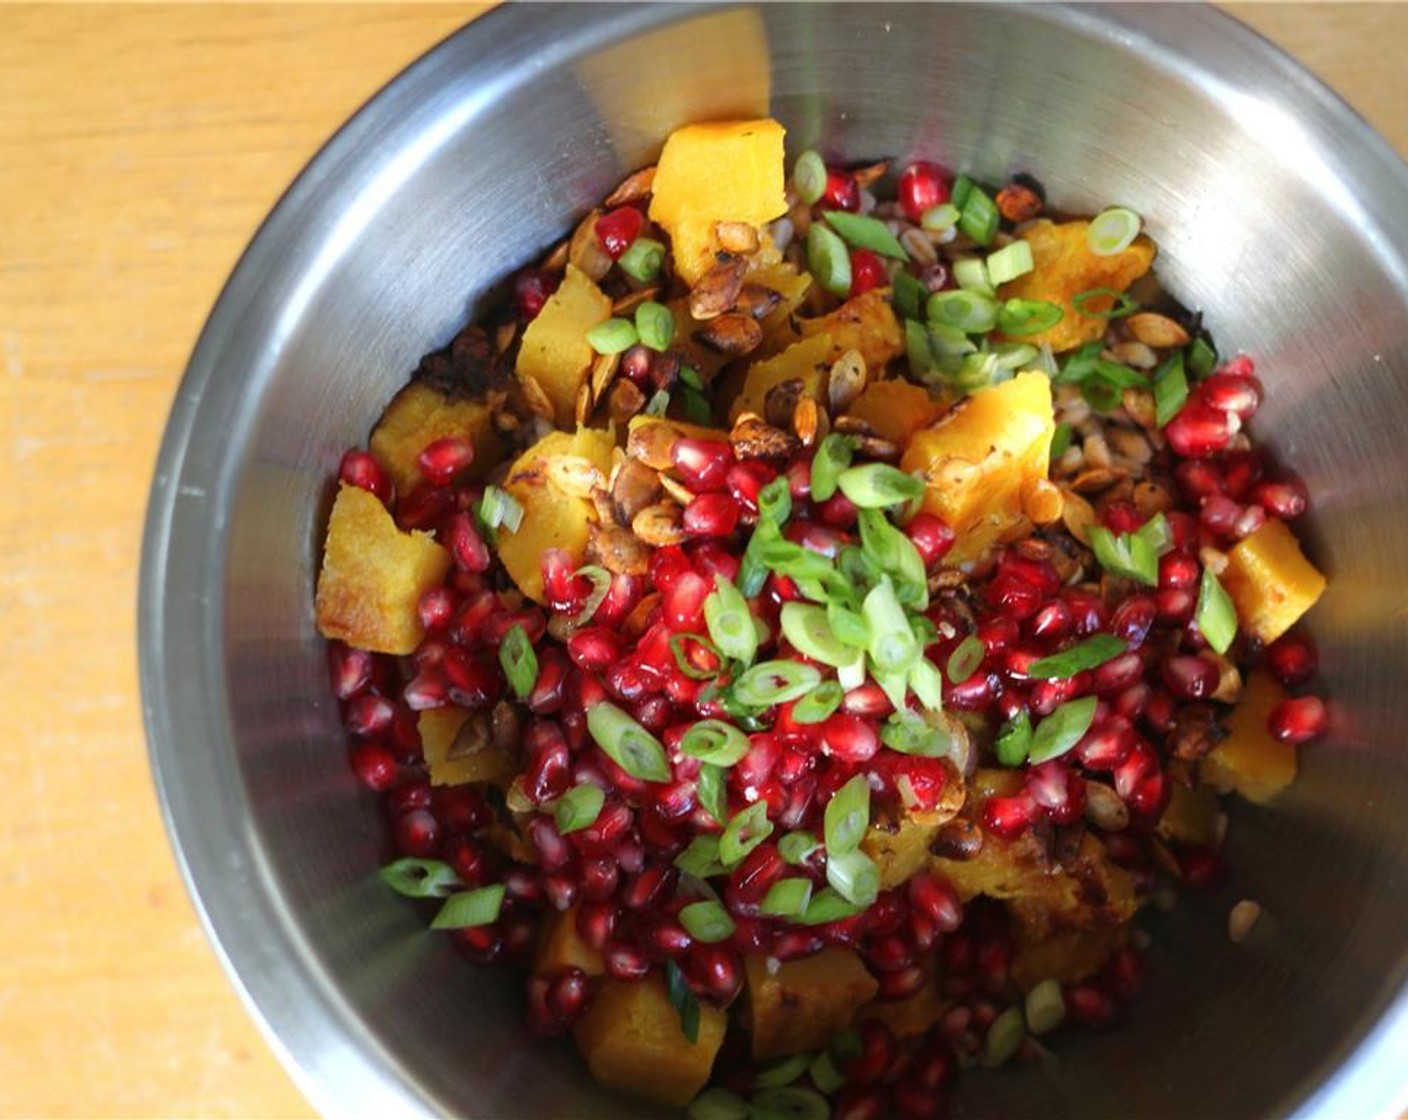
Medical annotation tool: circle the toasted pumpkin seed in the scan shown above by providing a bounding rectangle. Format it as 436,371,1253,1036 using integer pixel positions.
1126,311,1190,348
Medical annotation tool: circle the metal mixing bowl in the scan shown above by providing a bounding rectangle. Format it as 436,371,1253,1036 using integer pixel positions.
140,4,1408,1116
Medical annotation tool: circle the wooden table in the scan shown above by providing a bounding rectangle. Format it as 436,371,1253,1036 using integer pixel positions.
1,5,1403,1116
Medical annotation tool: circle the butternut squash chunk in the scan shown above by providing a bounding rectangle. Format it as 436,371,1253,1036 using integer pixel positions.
515,265,612,428
1202,670,1297,803
1221,519,1326,644
369,381,504,497
744,949,878,1060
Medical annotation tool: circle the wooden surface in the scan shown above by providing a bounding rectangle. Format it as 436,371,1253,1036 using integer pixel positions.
0,5,1403,1117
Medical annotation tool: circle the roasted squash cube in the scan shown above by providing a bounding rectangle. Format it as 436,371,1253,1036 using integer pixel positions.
573,975,727,1107
744,949,879,1060
535,905,604,977
1010,923,1125,993
863,809,949,890
417,706,515,787
900,372,1055,564
1202,670,1297,803
369,381,504,497
844,379,945,448
997,219,1156,353
515,264,613,428
858,970,944,1038
1157,782,1223,846
797,289,905,374
496,427,616,604
728,332,833,422
1221,519,1326,644
314,483,451,655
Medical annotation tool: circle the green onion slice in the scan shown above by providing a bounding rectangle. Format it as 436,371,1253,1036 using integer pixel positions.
880,709,952,757
808,1052,847,1095
586,702,672,782
618,236,666,283
478,484,524,533
863,578,920,675
675,833,726,878
954,256,994,295
585,316,639,354
779,830,820,865
757,476,793,526
982,1006,1027,1069
635,300,675,352
826,600,871,648
792,679,844,724
892,270,928,321
796,887,865,926
928,289,999,334
823,773,871,856
823,210,909,261
1188,335,1218,378
1196,568,1238,655
994,711,1033,767
680,719,751,766
993,341,1039,370
826,847,880,907
837,463,925,508
720,801,774,867
1050,422,1073,459
679,899,737,943
704,574,758,665
1087,206,1143,256
379,857,460,899
908,657,945,711
1087,524,1159,587
1082,376,1124,413
921,202,961,233
555,783,606,834
1025,978,1067,1036
1054,340,1103,385
679,364,704,391
1135,513,1174,556
986,240,1035,286
568,564,613,626
951,175,975,210
806,223,852,298
857,509,928,608
696,763,728,826
680,386,711,425
1028,634,1126,680
671,633,723,681
810,432,856,503
793,149,827,206
738,520,779,597
760,878,814,918
430,884,505,929
749,1087,830,1120
731,659,822,708
1153,350,1189,429
755,1054,812,1090
780,603,858,667
946,634,986,683
958,185,1000,246
498,623,537,700
644,388,671,416
1072,287,1140,319
998,298,1064,337
666,959,702,1044
1027,696,1099,764
688,1089,750,1120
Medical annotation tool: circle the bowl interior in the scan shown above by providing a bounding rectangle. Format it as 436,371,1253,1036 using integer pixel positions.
143,4,1408,1117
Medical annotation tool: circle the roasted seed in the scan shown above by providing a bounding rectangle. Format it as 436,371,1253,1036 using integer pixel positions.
538,238,570,273
1228,899,1262,943
1167,704,1223,762
931,818,984,861
688,254,748,320
632,500,687,546
1199,545,1229,576
1013,538,1054,562
587,522,651,575
546,455,604,499
828,349,868,413
900,227,938,266
490,701,522,754
928,568,969,593
611,285,662,317
852,160,890,188
1070,467,1126,494
569,208,612,282
1021,477,1064,525
607,378,646,426
1132,480,1173,518
854,434,898,462
447,712,491,759
793,396,821,447
764,378,806,429
518,373,556,421
603,165,656,207
590,349,622,402
1110,427,1153,465
735,283,783,321
1208,655,1243,704
658,473,695,507
494,320,519,356
694,312,763,354
715,221,760,255
575,381,592,427
833,415,880,438
589,485,619,527
611,457,663,524
1150,837,1183,880
1127,311,1191,348
1060,488,1097,544
730,413,801,460
1122,388,1157,429
626,418,680,470
1111,340,1158,370
1083,433,1114,470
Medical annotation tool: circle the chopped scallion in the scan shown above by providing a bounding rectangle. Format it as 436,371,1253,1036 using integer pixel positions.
1027,634,1126,680
810,432,857,503
379,857,460,899
731,659,823,708
749,1088,829,1120
921,202,961,232
1153,350,1189,429
757,476,793,526
1087,206,1143,256
759,878,814,918
806,223,852,298
585,316,639,354
554,783,605,834
996,298,1063,337
671,632,723,681
880,709,952,757
705,574,758,665
675,834,726,878
569,564,613,626
908,657,945,711
586,702,672,781
635,300,675,352
958,184,1000,246
836,463,925,508
720,801,774,867
680,719,751,766
478,484,524,533
618,236,666,283
778,830,820,865
862,578,919,675
928,288,999,334
1188,335,1218,378
679,899,736,943
687,1089,750,1120
994,711,1033,767
808,1052,847,1095
696,763,728,826
498,623,537,700
666,959,702,1043
946,634,986,683
953,256,995,295
755,1054,812,1090
986,240,1035,286
1072,287,1140,319
1087,524,1159,586
823,210,909,260
430,884,505,929
1027,696,1098,764
826,847,880,907
1196,567,1238,655
1050,422,1073,459
793,149,827,206
892,270,928,321
795,886,865,925
823,773,870,856
951,175,975,210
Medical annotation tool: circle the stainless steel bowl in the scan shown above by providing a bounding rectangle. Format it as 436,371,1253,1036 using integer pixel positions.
140,4,1408,1117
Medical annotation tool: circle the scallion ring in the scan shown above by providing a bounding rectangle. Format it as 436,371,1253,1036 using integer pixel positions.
997,298,1064,337
1072,287,1140,320
806,222,852,298
679,719,751,766
1087,206,1142,256
927,288,1000,334
730,660,822,708
586,702,672,782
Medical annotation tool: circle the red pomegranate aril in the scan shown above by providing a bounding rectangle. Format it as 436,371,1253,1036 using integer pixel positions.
1233,504,1267,540
1269,695,1328,744
566,626,624,673
575,900,618,950
443,512,491,573
1030,675,1084,717
842,680,894,719
834,1088,890,1120
785,457,812,500
349,743,397,791
1127,769,1169,820
978,617,1021,656
327,641,373,700
1176,459,1225,501
849,248,889,297
1202,372,1262,419
1255,477,1309,520
671,438,734,492
905,511,955,567
986,574,1042,620
1165,397,1233,458
822,167,861,211
1112,741,1158,801
1114,681,1152,723
1266,632,1318,687
524,726,571,806
456,924,503,965
892,1080,947,1120
528,816,573,873
725,460,777,514
1065,983,1118,1028
1104,945,1145,1003
501,913,539,966
1029,600,1073,644
948,671,998,711
845,1021,900,1088
1101,500,1145,536
387,779,432,818
692,944,745,1002
815,492,859,530
444,836,495,887
528,649,570,714
540,549,588,614
345,694,394,737
417,587,456,635
642,916,693,960
820,713,880,763
417,437,475,486
525,974,561,1036
432,785,490,832
401,669,447,712
619,343,653,387
397,483,453,533
1075,715,1134,770
1158,551,1199,590
982,794,1038,840
689,541,742,585
1180,844,1226,890
503,866,542,904
663,570,710,632
602,942,651,981
683,491,742,537
512,267,558,321
1220,450,1263,501
876,964,927,1002
773,930,825,961
1200,494,1242,538
1026,759,1086,826
393,808,439,858
898,160,951,222
594,205,644,258
1143,688,1177,734
1091,651,1144,696
441,648,502,710
1163,654,1218,700
997,685,1029,722
481,607,546,648
866,933,915,973
622,863,677,911
543,873,578,912
338,449,393,504
910,1038,958,1089
1110,595,1157,649
543,966,592,1026
907,872,963,933
1155,587,1196,625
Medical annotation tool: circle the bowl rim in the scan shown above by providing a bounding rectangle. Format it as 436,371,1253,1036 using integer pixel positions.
139,4,1408,1117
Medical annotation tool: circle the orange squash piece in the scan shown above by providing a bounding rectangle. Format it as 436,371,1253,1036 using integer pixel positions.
844,379,944,448
744,949,879,1060
369,381,504,497
515,264,612,428
1221,519,1326,644
1202,670,1297,803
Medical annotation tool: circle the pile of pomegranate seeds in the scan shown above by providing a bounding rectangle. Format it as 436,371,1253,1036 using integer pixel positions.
316,136,1329,1119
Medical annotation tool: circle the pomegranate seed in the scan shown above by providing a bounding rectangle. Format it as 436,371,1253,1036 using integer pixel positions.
1091,652,1144,695
641,916,693,959
512,268,558,321
441,648,502,709
1269,696,1328,744
618,344,653,386
523,723,571,805
1112,741,1158,800
1155,587,1196,625
774,930,825,961
1176,459,1225,501
822,168,860,212
1221,450,1263,500
401,670,448,711
397,483,453,532
1110,595,1157,648
691,944,744,1002
849,248,889,297
444,836,495,886
417,437,475,486
726,460,777,513
603,942,650,981
671,438,734,492
432,785,490,832
575,900,618,949
1181,844,1226,890
540,549,588,614
842,681,894,719
501,914,538,966
338,449,392,504
1162,654,1218,700
349,743,397,790
622,863,676,911
1143,689,1177,733
1220,355,1257,378
846,1021,900,1086
1102,501,1144,535
1065,983,1118,1028
904,512,955,567
947,671,998,711
442,512,490,573
594,206,643,258
387,780,432,820
1114,681,1152,723
1029,600,1073,644
683,492,742,537
344,694,394,737
566,626,625,673
877,964,927,1002
456,924,503,965
1026,760,1086,826
543,873,578,912
386,705,422,763
907,872,962,932
898,160,951,222
1158,551,1199,590
1233,504,1267,540
1075,715,1134,770
1030,675,1085,717
689,541,742,585
1255,477,1309,520
978,617,1021,656
662,571,710,632
503,866,542,904
1202,372,1262,419
835,1088,891,1120
525,974,561,1036
392,808,439,858
416,588,455,635
982,794,1038,840
527,816,572,873
820,714,880,762
786,457,812,499
1266,632,1318,686
1105,946,1145,1002
892,1081,946,1120
326,642,373,700
1127,769,1169,820
528,648,570,713
1165,398,1232,458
